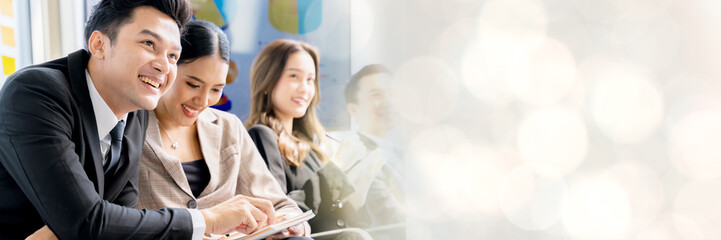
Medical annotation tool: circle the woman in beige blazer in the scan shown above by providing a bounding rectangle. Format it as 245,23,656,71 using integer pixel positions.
136,20,310,238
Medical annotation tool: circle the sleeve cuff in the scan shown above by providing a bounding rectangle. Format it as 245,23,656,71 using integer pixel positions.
188,208,206,240
303,222,311,236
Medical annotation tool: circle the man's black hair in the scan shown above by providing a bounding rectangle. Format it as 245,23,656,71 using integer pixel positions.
84,0,192,46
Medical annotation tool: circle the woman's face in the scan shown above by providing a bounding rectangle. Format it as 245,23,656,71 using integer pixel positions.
157,55,228,126
271,50,317,122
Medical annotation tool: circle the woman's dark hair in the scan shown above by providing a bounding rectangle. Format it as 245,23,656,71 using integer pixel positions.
178,19,230,64
84,0,191,46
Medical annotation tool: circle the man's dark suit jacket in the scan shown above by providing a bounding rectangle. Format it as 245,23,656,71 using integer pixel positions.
0,50,192,239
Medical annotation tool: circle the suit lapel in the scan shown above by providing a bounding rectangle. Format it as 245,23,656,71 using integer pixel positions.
196,110,221,197
146,111,195,197
67,50,104,196
104,110,145,200
116,112,141,173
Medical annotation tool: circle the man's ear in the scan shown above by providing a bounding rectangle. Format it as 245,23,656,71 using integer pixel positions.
347,103,358,118
87,30,108,60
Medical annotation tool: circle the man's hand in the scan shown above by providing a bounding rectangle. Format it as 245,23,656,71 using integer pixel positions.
265,223,305,239
25,225,57,240
331,135,367,171
201,195,277,235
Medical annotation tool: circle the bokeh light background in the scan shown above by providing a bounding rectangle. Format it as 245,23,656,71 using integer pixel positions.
352,0,721,238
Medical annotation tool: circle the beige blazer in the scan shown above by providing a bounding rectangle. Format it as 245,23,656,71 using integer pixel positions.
137,109,309,233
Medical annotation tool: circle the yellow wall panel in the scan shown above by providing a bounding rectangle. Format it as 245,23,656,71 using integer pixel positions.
0,0,12,17
2,56,15,75
1,26,15,47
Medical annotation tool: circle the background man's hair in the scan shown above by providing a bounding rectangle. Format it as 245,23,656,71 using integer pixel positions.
344,64,392,104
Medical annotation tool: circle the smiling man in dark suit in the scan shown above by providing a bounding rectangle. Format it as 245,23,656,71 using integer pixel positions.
0,0,274,239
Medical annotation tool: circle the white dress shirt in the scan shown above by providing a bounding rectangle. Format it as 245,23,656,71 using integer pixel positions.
85,70,205,239
85,70,127,163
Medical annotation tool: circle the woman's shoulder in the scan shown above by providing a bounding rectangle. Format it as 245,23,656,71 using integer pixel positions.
247,124,276,137
247,124,279,146
203,108,240,124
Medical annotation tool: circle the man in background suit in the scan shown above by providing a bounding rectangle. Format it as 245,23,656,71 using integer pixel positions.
342,64,405,240
0,0,275,239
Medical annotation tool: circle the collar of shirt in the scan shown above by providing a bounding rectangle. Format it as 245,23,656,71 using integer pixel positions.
358,131,394,150
86,70,128,141
357,131,405,175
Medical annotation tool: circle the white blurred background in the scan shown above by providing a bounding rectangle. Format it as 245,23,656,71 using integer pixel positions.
351,0,721,239
4,0,721,238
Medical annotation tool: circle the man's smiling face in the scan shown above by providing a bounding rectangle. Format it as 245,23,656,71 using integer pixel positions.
92,6,182,114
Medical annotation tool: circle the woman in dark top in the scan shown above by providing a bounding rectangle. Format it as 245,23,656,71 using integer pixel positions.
245,39,363,238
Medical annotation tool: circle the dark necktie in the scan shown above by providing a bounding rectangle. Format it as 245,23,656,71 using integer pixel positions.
104,120,125,174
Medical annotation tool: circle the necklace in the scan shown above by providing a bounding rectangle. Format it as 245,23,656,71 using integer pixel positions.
157,120,182,149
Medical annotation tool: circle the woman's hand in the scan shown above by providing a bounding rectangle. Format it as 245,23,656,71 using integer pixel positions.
264,223,305,239
201,195,277,235
25,225,57,240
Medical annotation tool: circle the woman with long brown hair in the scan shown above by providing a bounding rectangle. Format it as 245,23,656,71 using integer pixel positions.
246,39,363,238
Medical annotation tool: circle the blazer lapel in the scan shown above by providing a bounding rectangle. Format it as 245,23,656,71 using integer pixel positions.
146,111,194,197
67,50,104,196
196,110,221,197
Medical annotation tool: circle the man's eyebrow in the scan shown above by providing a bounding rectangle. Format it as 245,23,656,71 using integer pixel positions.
140,29,181,51
140,29,162,43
